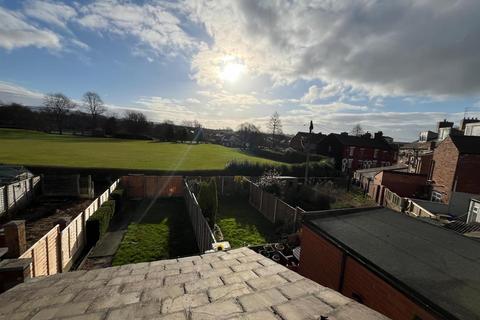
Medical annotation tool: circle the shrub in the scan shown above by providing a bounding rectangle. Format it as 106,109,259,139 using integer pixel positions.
110,188,125,213
86,200,116,247
224,160,338,177
198,178,218,228
248,147,326,163
258,169,284,196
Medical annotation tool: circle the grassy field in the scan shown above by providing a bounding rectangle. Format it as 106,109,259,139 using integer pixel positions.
112,198,198,265
217,195,277,248
0,128,278,170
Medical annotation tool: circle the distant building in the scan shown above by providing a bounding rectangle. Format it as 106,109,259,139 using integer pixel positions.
300,207,480,320
460,117,480,131
315,131,397,173
289,132,326,152
368,170,428,203
353,164,408,191
430,135,480,203
419,130,438,142
437,119,463,141
464,122,480,136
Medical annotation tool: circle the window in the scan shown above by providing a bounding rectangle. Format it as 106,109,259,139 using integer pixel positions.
349,146,355,157
374,149,378,159
431,191,442,202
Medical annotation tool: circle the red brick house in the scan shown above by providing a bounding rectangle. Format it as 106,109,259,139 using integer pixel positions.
429,135,480,203
316,132,397,173
299,207,480,320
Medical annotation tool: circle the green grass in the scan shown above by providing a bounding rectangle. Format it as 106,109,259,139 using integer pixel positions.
112,198,198,265
0,128,280,170
217,195,277,248
330,188,376,209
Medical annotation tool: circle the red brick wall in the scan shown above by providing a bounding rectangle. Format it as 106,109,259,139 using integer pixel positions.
299,226,343,290
342,258,438,320
299,225,440,320
455,154,480,195
377,171,427,197
431,137,459,203
341,146,397,172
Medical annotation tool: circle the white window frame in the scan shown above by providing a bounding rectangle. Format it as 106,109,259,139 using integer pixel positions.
431,191,442,202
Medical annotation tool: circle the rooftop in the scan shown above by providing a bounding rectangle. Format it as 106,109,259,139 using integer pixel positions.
329,133,392,150
450,135,480,154
304,207,480,320
0,248,386,320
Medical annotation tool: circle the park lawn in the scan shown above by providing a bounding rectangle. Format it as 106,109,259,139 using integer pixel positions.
217,195,277,248
0,128,280,170
112,198,198,265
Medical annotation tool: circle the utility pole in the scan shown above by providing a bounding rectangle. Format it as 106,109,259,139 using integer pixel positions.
304,121,314,184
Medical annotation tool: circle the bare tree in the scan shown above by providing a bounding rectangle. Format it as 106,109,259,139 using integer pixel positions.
83,91,106,129
267,111,282,149
44,93,75,134
350,124,364,136
237,122,262,149
124,111,148,135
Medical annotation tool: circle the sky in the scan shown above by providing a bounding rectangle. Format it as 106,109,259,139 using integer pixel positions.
1,0,480,141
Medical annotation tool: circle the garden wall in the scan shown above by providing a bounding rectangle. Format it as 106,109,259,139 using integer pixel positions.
18,180,120,277
0,176,40,218
123,175,184,199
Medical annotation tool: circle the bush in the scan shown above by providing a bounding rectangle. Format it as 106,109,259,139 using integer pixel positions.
224,160,339,177
110,188,125,213
198,178,218,228
258,169,284,196
86,200,116,247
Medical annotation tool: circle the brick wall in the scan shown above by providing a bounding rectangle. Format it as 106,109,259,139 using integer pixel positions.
299,226,343,290
299,225,440,320
455,154,480,195
376,171,427,198
431,137,459,203
417,153,433,175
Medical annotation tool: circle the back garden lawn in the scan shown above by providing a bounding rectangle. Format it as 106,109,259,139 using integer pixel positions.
112,198,198,266
217,195,278,248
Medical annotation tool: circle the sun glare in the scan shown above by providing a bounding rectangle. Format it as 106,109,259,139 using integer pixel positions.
220,60,246,83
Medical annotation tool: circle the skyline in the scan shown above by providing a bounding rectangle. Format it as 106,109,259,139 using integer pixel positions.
1,0,480,141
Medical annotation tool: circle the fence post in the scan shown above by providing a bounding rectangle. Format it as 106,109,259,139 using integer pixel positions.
273,198,278,223
3,221,27,258
259,189,263,212
221,177,225,195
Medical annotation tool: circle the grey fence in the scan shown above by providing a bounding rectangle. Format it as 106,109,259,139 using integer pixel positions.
248,181,303,232
183,180,216,253
0,176,40,217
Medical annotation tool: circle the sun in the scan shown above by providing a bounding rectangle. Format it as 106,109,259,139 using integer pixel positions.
220,58,246,83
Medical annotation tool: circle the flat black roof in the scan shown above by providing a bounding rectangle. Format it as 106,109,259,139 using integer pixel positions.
304,208,480,320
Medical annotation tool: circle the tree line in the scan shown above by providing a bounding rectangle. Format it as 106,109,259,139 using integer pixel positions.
0,92,206,143
0,91,289,148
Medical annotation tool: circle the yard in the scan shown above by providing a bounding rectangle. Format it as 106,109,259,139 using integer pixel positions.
0,129,279,170
112,198,198,266
217,195,277,248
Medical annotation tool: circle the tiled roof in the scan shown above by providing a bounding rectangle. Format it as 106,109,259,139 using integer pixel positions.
0,248,387,320
330,134,392,150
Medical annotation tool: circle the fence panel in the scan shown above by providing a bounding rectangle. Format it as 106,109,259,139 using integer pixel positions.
19,179,119,277
183,180,216,253
19,226,60,278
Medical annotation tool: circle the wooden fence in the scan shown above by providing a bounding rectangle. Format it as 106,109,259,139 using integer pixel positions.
383,187,408,212
183,180,216,253
0,176,41,217
123,175,184,199
248,181,302,232
19,180,120,277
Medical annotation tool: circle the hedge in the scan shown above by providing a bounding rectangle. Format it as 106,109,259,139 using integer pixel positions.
110,188,125,213
247,147,327,164
86,199,116,248
224,160,340,177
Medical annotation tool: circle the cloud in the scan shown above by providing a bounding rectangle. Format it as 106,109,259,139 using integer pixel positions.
23,0,77,29
0,7,61,50
76,0,199,57
0,81,45,106
186,0,480,97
